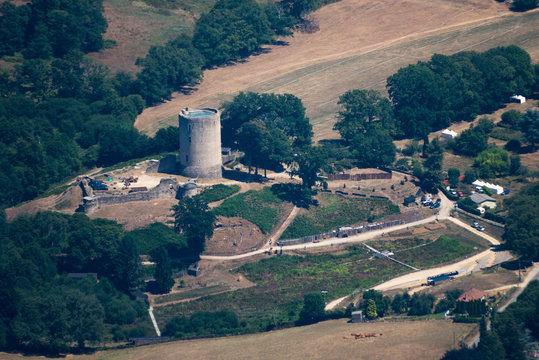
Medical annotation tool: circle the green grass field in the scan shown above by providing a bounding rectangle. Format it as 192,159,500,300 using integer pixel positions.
212,187,289,234
154,284,231,304
199,184,240,203
280,193,400,239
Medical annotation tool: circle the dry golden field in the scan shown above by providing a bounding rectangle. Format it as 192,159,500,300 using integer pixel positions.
131,0,539,140
0,319,474,360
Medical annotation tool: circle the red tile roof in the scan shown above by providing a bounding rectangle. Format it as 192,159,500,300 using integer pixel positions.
457,288,486,302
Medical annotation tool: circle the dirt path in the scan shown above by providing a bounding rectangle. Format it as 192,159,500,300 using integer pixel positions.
134,0,539,139
266,206,301,248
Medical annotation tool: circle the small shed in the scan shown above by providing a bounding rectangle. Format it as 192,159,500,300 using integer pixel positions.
510,95,526,104
441,129,458,140
351,310,364,323
188,262,201,276
130,290,149,303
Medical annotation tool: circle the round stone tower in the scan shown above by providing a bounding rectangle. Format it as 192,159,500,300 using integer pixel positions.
178,107,222,178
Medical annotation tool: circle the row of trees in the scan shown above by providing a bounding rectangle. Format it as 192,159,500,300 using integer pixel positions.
134,0,321,105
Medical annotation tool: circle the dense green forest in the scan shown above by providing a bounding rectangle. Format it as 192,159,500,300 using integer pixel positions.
0,211,156,352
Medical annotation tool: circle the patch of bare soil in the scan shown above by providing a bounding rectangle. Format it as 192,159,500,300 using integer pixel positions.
88,2,195,73
5,185,82,221
408,267,519,299
87,198,178,230
149,259,255,307
204,216,266,256
428,100,539,141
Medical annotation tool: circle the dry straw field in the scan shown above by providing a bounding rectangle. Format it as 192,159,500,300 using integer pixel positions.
12,319,473,360
131,0,539,140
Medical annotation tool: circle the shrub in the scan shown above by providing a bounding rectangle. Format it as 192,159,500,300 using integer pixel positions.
408,293,435,316
500,110,523,129
474,147,510,178
505,139,522,152
484,211,505,224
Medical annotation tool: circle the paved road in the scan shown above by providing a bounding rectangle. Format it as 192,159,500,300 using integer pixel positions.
498,263,539,312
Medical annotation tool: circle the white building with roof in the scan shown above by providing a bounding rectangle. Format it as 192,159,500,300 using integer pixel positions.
510,95,526,104
441,129,458,140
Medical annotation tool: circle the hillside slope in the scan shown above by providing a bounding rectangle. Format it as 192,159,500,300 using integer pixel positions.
132,0,539,140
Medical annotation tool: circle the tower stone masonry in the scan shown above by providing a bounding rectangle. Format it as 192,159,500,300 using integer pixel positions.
178,107,222,178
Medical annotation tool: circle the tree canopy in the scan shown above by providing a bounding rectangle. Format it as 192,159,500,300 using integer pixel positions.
193,0,275,68
172,196,216,256
297,293,325,325
0,0,107,58
474,147,510,178
334,89,398,142
0,211,150,353
387,46,535,139
503,183,539,260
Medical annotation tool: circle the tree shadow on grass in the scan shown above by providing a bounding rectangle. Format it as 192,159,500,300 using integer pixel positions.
271,183,318,208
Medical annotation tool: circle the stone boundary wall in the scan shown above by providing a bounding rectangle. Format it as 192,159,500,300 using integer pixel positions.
78,178,179,214
277,214,426,246
327,172,392,181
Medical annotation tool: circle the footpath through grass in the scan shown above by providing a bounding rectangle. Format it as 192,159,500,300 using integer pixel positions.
212,187,289,234
281,193,400,239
